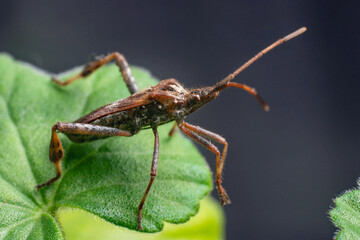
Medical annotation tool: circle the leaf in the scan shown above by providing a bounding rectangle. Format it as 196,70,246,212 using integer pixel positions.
58,196,224,240
0,53,213,239
330,180,360,239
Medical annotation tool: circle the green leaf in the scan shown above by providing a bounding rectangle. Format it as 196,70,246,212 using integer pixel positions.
58,196,224,240
330,180,360,239
0,53,213,239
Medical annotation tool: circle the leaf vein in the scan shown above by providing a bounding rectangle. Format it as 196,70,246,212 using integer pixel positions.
0,215,39,238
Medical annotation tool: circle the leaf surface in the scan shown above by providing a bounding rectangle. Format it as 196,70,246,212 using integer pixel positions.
331,181,360,240
58,196,224,240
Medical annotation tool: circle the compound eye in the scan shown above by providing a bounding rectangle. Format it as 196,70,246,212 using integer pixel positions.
193,94,200,101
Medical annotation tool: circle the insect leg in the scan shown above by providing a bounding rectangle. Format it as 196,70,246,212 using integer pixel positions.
168,122,177,137
35,124,64,190
53,52,138,94
177,122,231,205
180,122,231,203
36,122,132,190
138,127,159,230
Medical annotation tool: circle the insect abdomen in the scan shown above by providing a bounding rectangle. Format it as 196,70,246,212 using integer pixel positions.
66,102,174,143
103,102,173,129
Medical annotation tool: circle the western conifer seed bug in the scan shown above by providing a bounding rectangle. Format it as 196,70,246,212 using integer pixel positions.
36,27,306,230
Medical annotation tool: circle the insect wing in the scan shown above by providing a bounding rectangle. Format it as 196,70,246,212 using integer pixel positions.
75,91,153,123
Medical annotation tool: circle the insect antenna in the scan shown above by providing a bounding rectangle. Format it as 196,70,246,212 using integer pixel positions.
211,27,307,110
232,27,306,78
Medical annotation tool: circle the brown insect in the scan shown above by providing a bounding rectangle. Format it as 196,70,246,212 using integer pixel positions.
36,27,306,230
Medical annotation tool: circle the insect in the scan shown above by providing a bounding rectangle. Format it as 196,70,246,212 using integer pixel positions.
36,27,306,230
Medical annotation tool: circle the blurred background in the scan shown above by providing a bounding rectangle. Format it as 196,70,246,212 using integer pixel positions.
1,1,359,239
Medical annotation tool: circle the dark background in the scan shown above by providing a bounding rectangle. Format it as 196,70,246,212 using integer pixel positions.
1,1,359,239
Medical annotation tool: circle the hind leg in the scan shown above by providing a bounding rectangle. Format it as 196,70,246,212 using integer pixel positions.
36,122,132,190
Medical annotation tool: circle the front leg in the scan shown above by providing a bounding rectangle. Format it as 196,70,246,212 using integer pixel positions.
36,122,132,190
53,52,138,95
177,122,231,205
137,127,159,230
168,122,177,137
180,122,229,198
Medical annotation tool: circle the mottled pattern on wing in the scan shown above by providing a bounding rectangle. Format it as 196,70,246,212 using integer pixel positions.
75,88,153,123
